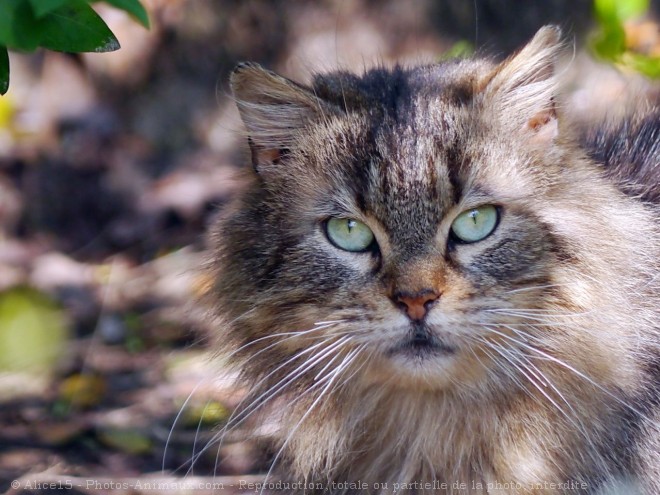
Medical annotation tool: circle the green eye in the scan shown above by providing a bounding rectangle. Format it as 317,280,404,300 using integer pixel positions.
450,205,499,243
325,218,375,252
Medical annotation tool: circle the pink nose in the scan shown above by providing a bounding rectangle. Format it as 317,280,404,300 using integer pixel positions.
392,290,440,321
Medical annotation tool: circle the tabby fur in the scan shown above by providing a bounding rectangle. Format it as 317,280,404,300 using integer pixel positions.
207,27,660,494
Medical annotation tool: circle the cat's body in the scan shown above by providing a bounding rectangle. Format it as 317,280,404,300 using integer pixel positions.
208,27,660,494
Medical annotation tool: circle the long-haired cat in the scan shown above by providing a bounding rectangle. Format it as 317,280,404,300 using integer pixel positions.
207,26,660,494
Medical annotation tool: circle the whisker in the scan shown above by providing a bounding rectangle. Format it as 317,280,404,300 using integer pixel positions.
259,347,362,495
485,307,594,318
194,338,340,474
227,320,346,361
480,338,588,437
498,324,546,345
199,336,355,474
503,283,572,294
162,379,204,473
227,336,354,429
480,324,653,423
474,338,532,394
188,398,214,476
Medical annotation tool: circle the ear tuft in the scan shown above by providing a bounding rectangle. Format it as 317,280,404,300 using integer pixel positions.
484,25,564,142
230,63,336,171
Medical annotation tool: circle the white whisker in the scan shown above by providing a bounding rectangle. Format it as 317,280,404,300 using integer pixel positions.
481,324,653,423
197,336,355,475
259,347,362,495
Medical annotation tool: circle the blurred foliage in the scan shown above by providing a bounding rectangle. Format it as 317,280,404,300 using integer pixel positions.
123,312,146,353
183,401,230,428
439,40,475,60
591,0,660,77
0,0,149,95
0,91,13,126
58,373,106,408
0,286,69,372
97,427,153,455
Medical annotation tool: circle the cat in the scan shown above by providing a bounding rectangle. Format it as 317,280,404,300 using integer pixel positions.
207,26,660,494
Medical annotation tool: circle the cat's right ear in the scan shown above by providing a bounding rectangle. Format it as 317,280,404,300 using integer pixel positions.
230,63,338,172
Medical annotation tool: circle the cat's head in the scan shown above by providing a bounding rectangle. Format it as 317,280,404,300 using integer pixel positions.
212,26,644,396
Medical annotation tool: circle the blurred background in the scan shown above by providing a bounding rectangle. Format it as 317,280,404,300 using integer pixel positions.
0,0,658,493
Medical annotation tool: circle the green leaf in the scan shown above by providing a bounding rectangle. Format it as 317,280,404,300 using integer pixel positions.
97,427,153,455
592,6,625,59
0,0,42,51
0,2,16,47
39,2,120,52
439,40,474,60
0,46,8,95
28,0,72,18
0,287,69,372
621,52,660,78
614,0,649,20
102,0,149,28
594,0,650,22
595,0,621,23
591,24,626,60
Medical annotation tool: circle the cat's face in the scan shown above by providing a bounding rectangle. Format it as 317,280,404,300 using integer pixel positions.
214,27,625,394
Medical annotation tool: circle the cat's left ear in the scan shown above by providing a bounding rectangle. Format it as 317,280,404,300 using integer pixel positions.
230,63,340,172
483,26,563,144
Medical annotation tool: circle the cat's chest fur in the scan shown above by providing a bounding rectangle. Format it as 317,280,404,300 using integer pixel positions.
281,366,635,493
209,26,659,495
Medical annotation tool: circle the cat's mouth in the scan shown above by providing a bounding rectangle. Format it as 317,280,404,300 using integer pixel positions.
387,324,456,358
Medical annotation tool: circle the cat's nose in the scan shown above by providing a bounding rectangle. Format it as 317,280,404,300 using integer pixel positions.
392,290,440,321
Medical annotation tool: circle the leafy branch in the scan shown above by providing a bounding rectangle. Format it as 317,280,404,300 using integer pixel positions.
591,0,660,78
0,0,149,95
